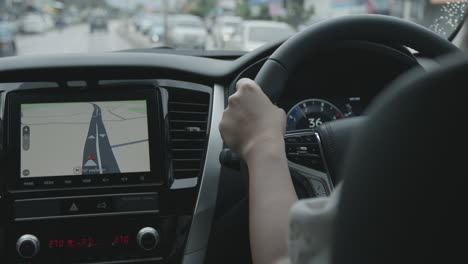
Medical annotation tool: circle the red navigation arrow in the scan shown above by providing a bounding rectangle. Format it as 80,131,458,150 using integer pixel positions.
87,154,94,161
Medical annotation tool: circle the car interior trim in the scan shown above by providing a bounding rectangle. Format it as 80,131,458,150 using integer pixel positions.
288,161,332,196
14,192,158,202
170,177,198,189
182,84,224,262
315,132,334,190
15,210,159,222
83,256,163,264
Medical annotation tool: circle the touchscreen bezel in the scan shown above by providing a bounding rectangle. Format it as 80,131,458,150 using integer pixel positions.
6,88,164,190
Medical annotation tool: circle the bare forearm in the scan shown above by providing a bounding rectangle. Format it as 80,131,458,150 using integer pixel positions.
246,143,298,264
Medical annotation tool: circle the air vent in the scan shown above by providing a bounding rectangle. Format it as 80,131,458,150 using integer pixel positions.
168,88,210,180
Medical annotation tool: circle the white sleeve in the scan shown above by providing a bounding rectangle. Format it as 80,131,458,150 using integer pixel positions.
288,184,342,264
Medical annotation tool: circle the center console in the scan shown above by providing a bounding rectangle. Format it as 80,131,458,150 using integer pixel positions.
0,80,213,263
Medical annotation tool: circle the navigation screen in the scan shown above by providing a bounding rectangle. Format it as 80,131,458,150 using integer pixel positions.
20,100,151,178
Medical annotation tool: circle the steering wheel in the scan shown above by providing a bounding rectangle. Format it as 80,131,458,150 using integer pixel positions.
251,15,460,194
255,15,458,102
253,14,466,264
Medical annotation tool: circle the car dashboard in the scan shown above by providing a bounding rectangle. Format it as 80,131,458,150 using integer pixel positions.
0,40,423,264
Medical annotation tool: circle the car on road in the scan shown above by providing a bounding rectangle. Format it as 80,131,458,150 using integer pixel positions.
131,13,154,32
0,23,17,57
20,13,49,34
89,15,108,33
225,20,296,51
147,22,166,45
0,14,18,34
140,15,163,36
42,14,55,31
212,15,242,49
166,15,207,50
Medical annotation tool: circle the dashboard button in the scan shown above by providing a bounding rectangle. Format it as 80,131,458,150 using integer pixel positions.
120,176,128,183
113,194,158,212
101,177,111,183
136,227,159,251
81,178,92,184
63,179,73,185
22,181,35,187
94,200,111,212
43,180,55,186
16,234,40,259
61,197,114,215
62,200,83,214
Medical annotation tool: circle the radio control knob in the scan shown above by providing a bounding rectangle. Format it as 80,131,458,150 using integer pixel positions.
136,227,159,251
16,234,40,259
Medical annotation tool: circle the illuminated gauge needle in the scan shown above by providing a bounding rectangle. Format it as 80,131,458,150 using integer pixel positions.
298,106,307,119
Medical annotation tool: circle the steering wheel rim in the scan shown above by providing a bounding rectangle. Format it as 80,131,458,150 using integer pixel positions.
254,14,460,102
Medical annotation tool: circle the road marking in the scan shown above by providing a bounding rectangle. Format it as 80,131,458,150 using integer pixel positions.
88,135,96,139
95,124,103,174
99,134,106,138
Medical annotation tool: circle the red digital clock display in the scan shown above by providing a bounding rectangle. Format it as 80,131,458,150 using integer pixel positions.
48,234,130,249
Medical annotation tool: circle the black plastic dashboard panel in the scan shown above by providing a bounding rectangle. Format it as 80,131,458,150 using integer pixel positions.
0,79,213,264
0,39,283,87
0,53,229,84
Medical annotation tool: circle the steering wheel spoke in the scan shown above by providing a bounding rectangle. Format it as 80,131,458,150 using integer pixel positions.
285,131,334,197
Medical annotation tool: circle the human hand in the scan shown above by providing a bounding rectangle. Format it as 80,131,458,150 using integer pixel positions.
219,78,286,161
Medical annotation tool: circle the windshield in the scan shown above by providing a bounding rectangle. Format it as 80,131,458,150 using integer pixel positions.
174,20,204,28
0,0,467,56
249,26,295,42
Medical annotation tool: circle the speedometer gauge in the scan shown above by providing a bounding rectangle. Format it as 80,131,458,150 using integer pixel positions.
286,99,344,131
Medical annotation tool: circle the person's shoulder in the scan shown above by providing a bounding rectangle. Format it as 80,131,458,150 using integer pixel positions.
288,184,343,264
273,257,291,264
290,184,342,220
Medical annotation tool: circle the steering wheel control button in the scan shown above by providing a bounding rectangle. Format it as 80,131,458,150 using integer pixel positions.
285,134,324,171
310,179,329,197
136,227,160,251
16,234,40,259
301,135,317,144
297,146,308,153
286,145,296,154
285,136,301,143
